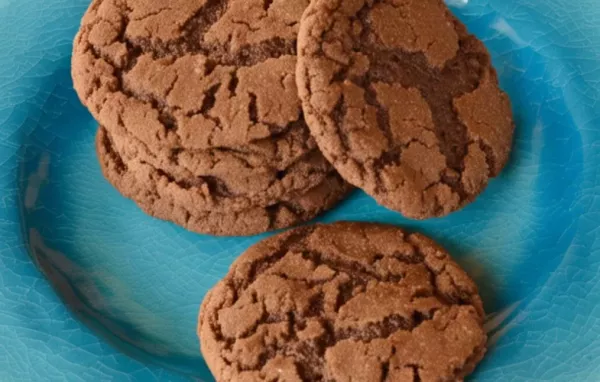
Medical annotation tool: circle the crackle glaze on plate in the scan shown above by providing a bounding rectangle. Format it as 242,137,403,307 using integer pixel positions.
1,0,600,381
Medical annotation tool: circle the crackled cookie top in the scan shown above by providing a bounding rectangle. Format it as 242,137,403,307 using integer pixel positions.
73,0,311,152
296,0,515,219
96,128,352,236
199,222,487,380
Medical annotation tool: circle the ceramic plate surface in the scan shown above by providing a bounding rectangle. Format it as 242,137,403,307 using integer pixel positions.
2,0,600,381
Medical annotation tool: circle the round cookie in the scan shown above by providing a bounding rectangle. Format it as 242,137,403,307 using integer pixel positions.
199,222,487,381
72,0,313,153
96,128,352,236
296,0,515,219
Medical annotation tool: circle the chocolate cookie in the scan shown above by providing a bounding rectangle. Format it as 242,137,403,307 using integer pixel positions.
72,0,313,154
296,0,515,219
199,222,487,381
96,128,352,236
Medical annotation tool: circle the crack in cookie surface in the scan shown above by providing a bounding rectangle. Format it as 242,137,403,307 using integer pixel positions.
199,222,487,381
296,0,515,219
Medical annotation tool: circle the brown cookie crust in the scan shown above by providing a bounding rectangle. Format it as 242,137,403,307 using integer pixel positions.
72,0,312,153
96,128,352,236
296,0,515,219
199,222,487,380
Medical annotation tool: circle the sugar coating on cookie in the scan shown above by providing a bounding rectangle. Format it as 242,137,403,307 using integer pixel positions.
296,0,515,219
96,128,352,236
199,222,487,380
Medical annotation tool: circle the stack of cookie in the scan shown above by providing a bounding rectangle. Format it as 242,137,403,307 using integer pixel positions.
72,0,513,237
72,0,516,379
72,0,353,236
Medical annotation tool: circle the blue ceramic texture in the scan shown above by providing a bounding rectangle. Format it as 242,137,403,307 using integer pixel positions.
1,0,600,380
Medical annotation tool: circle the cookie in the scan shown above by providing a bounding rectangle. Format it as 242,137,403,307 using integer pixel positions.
96,128,352,236
199,222,487,381
296,0,515,219
72,0,313,154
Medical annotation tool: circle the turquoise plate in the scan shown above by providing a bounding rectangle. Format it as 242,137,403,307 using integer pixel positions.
2,0,600,380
